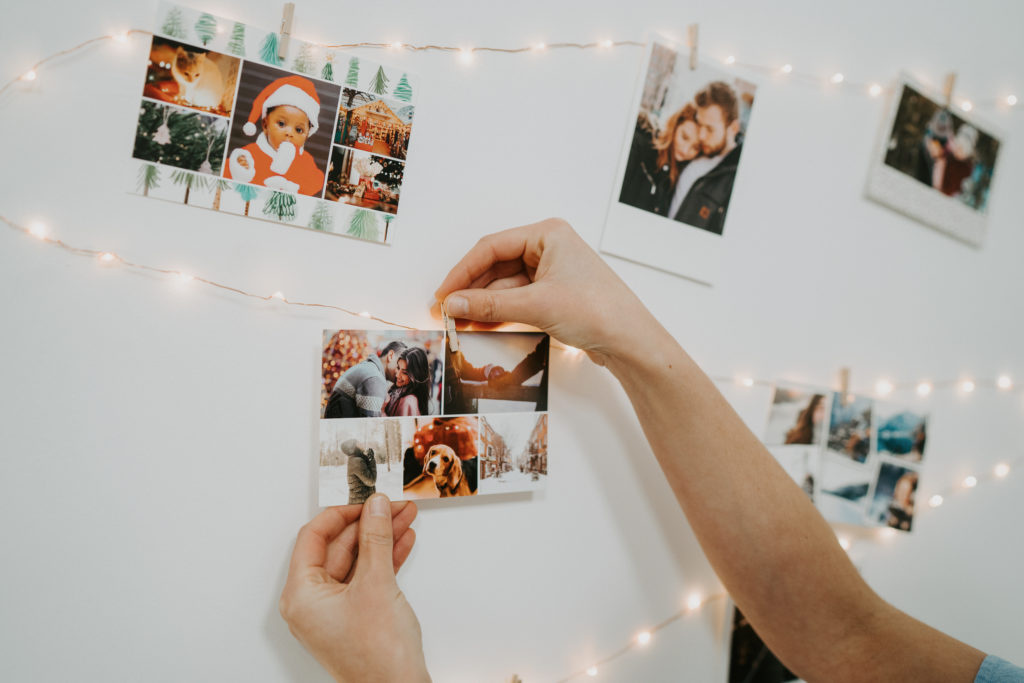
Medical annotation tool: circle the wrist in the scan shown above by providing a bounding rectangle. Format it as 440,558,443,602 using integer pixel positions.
601,312,682,376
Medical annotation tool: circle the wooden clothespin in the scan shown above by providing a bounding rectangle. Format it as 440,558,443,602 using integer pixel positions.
687,23,699,70
506,676,523,683
443,301,460,353
278,3,296,61
942,72,957,109
838,367,851,407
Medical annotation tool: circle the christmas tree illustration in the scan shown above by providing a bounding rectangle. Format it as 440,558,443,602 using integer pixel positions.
345,57,360,87
308,201,334,232
369,66,390,95
161,8,186,39
136,164,161,197
321,53,335,82
263,191,297,221
194,13,217,46
170,169,208,205
210,178,231,211
392,74,412,102
383,214,394,242
291,43,315,75
227,22,246,56
347,209,379,240
260,33,282,66
234,183,261,216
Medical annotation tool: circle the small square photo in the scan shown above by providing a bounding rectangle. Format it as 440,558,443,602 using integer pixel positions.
402,417,480,499
866,462,919,531
826,393,874,463
325,147,405,214
478,413,548,495
321,330,444,419
764,385,829,447
336,88,413,160
319,418,408,505
875,403,928,463
133,100,227,175
443,332,549,415
143,36,240,118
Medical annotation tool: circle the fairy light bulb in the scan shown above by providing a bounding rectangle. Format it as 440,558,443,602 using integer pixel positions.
838,536,851,551
961,379,976,393
997,375,1013,390
780,64,792,74
960,100,973,112
876,379,893,396
390,41,403,50
724,55,735,65
458,47,474,64
177,272,194,283
1008,95,1018,106
929,494,944,508
739,376,754,388
685,592,702,611
830,72,844,84
564,346,582,357
29,221,48,239
917,382,933,397
994,463,1010,478
113,31,129,43
271,291,285,300
636,630,652,646
869,83,882,97
599,39,613,48
963,476,977,488
533,42,547,51
586,666,598,677
358,311,372,318
98,252,116,263
22,69,37,81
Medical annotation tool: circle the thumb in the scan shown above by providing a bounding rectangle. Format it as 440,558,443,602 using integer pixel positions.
444,285,538,325
352,493,397,587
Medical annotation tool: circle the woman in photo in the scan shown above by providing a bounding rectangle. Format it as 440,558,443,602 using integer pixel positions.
784,394,826,445
383,347,431,417
619,103,702,214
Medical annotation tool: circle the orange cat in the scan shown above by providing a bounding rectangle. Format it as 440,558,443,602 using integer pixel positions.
170,46,235,112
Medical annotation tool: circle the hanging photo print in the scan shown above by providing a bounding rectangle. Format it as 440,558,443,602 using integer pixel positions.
601,39,756,284
865,73,1003,247
129,2,419,244
318,328,550,505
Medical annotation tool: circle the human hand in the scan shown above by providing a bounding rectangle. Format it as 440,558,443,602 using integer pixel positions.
434,218,661,366
485,366,508,384
279,495,431,683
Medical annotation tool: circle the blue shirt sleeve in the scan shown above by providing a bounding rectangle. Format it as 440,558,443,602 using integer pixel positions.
975,655,1024,682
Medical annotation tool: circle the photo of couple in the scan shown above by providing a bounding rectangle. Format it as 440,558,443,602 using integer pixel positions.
320,330,443,419
618,43,756,236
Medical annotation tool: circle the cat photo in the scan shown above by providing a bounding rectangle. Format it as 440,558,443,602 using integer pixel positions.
143,36,240,118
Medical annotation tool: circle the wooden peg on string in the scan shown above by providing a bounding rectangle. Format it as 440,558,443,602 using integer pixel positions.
506,676,523,683
278,3,296,61
687,23,699,70
838,367,851,406
943,72,957,108
443,301,460,353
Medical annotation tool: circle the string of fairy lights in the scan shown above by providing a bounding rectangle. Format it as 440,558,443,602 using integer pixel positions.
3,24,1022,683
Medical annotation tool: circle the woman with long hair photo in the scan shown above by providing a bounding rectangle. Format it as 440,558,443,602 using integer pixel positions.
383,346,432,417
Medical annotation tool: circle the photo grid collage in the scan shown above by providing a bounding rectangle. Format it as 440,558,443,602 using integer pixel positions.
763,383,928,532
129,1,416,244
318,329,550,504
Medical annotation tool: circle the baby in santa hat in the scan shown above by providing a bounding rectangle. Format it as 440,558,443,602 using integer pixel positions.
226,75,326,196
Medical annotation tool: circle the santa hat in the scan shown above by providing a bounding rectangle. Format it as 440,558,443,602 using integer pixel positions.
242,75,321,137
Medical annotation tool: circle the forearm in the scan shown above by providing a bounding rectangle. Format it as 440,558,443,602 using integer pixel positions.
603,321,979,680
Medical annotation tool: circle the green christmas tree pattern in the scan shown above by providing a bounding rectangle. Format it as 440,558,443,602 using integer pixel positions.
260,33,282,66
321,53,335,82
170,169,209,205
161,7,186,39
210,178,231,211
392,74,412,102
291,44,315,75
263,191,297,221
369,66,390,95
234,183,261,216
347,209,380,240
227,22,246,56
308,201,334,232
136,164,161,197
345,57,360,87
194,13,217,46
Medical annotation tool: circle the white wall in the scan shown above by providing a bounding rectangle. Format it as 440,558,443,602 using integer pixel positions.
1,1,1022,681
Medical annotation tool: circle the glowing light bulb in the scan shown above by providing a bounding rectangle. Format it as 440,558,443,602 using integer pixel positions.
29,222,48,239
98,252,116,263
564,346,582,357
994,463,1010,478
1008,95,1018,106
586,666,598,677
961,379,975,393
960,100,973,112
598,39,614,48
271,291,285,300
22,69,37,81
636,630,652,646
780,64,793,74
113,31,129,43
879,528,897,540
997,375,1013,390
458,48,474,64
876,379,893,396
916,382,932,397
963,476,977,488
739,376,754,388
533,42,547,51
390,41,403,50
177,272,193,283
830,72,844,84
929,494,944,508
724,55,735,65
685,593,702,610
838,536,851,551
868,83,882,97
358,311,372,318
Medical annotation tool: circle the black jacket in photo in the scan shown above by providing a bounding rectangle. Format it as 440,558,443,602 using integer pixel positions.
672,144,743,235
618,122,674,215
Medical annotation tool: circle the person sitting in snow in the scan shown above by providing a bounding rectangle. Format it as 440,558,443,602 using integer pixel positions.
225,75,326,196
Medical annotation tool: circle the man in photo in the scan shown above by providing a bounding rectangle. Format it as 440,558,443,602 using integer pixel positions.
323,340,407,418
668,81,744,235
341,439,377,505
225,74,327,196
444,335,549,414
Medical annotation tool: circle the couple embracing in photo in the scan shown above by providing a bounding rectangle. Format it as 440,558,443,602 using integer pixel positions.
620,80,745,235
323,339,434,419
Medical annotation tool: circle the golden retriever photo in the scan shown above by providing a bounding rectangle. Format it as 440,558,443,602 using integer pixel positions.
402,418,479,499
423,445,474,497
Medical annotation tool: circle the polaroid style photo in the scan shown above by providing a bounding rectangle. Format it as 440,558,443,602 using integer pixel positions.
763,384,830,447
478,413,548,495
319,417,408,505
321,330,444,419
402,417,480,499
865,73,1003,247
826,393,874,464
442,331,549,415
875,403,928,464
816,454,873,526
865,462,920,532
601,40,756,284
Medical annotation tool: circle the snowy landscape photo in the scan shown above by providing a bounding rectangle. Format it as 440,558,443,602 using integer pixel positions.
479,413,548,495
